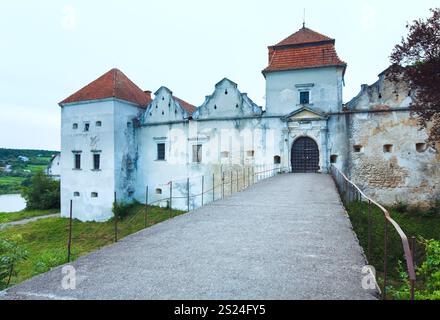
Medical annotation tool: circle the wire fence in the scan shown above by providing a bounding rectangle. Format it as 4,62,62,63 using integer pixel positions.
66,164,290,263
331,165,416,300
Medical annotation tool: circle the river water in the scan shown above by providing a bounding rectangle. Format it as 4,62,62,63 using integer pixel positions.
0,194,26,213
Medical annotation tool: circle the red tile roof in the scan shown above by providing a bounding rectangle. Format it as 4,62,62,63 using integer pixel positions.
263,27,346,74
60,68,152,107
173,96,196,115
275,27,333,47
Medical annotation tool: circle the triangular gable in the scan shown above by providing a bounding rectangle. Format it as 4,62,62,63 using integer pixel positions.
282,107,328,122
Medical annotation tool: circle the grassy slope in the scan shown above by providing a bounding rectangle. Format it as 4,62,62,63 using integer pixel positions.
0,209,60,224
0,204,184,286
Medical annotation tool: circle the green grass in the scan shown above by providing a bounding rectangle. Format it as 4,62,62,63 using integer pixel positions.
0,204,184,286
0,209,59,224
26,165,47,173
346,201,440,296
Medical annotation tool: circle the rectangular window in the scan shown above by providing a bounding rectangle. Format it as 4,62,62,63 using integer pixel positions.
93,154,100,170
157,143,165,160
74,154,81,169
383,144,393,153
300,91,310,104
192,144,202,163
91,192,98,198
84,123,90,132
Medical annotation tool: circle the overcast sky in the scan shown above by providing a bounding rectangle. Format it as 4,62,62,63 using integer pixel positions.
0,0,437,151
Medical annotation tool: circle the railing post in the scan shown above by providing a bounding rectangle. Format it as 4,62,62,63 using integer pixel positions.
243,168,245,189
230,171,233,195
201,176,204,207
368,199,372,262
114,192,118,243
67,199,73,263
187,178,190,212
248,167,250,187
145,186,149,228
169,181,173,218
236,171,239,191
383,218,388,300
213,173,215,202
222,172,225,199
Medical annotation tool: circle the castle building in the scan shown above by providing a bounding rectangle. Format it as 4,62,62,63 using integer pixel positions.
58,26,438,221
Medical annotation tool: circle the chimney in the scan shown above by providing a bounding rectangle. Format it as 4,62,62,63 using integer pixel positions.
144,90,152,100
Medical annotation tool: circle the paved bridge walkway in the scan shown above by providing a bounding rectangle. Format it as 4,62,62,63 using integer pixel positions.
1,174,376,300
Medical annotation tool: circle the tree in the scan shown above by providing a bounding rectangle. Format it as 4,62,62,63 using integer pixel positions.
21,171,60,210
390,8,440,143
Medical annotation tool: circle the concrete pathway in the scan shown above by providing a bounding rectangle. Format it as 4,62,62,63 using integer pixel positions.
0,214,60,230
0,174,376,300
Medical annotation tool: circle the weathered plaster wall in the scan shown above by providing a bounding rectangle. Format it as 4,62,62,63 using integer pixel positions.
347,73,439,207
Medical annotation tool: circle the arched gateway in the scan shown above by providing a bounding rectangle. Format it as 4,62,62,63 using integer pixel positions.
291,137,320,173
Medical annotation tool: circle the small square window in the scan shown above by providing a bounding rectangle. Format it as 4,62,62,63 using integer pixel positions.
300,91,310,104
157,143,165,160
127,122,132,128
416,143,427,153
383,144,393,153
91,192,98,198
247,150,255,157
156,188,162,195
274,156,281,164
353,145,363,153
221,151,229,158
72,123,78,129
96,121,102,127
330,155,338,164
74,192,80,197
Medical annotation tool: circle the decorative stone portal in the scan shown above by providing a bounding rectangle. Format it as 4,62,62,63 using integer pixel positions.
291,137,320,173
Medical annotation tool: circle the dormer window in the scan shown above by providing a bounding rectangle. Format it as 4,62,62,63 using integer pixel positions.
300,91,310,104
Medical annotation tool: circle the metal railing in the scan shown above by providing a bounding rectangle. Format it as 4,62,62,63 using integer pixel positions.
330,165,416,300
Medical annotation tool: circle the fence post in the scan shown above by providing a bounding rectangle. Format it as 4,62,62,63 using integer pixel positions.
145,186,149,228
410,235,416,300
383,218,389,300
187,178,190,212
243,168,245,189
201,176,204,207
169,181,173,218
248,167,250,187
114,192,118,243
67,199,73,262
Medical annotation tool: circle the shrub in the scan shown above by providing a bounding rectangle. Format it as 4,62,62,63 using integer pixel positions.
393,201,408,213
390,238,440,300
33,249,68,276
0,235,28,290
21,171,60,210
112,201,138,220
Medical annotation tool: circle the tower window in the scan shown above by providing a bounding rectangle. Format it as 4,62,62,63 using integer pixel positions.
157,143,165,160
96,121,102,127
300,91,310,104
84,123,90,132
91,192,98,198
221,151,229,158
74,192,80,197
247,150,255,157
383,144,393,153
72,123,78,130
192,144,202,163
274,156,281,164
330,155,338,164
93,154,100,170
73,153,81,169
